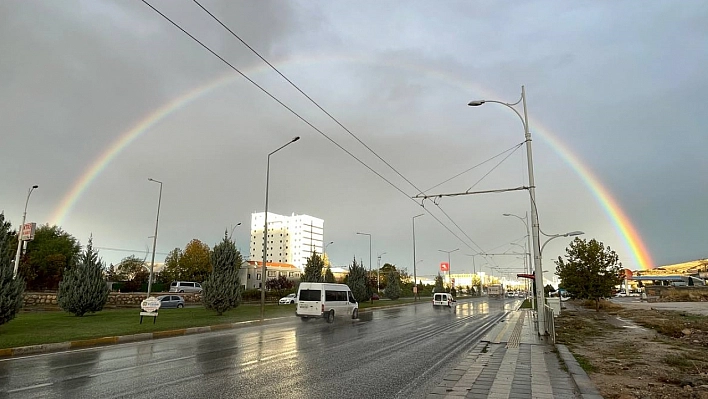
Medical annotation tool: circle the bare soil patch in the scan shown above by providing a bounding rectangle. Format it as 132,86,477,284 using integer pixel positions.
555,300,708,399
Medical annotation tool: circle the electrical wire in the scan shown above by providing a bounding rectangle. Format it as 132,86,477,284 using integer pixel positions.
142,0,485,254
466,142,524,192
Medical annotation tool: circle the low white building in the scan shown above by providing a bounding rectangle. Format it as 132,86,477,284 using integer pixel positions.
239,260,302,290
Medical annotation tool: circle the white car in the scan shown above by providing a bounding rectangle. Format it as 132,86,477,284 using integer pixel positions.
279,293,298,305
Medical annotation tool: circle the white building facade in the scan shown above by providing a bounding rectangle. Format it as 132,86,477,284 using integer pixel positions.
250,212,324,270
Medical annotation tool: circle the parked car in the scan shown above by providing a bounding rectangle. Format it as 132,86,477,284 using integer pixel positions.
169,281,202,293
279,293,297,305
156,295,185,309
371,293,380,300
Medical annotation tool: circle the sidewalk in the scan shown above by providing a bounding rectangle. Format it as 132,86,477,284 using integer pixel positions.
427,309,603,399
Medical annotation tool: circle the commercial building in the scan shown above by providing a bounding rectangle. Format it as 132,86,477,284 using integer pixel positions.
249,212,324,270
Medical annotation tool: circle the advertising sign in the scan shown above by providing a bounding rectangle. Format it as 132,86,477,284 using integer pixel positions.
141,297,161,313
440,262,449,272
20,222,36,241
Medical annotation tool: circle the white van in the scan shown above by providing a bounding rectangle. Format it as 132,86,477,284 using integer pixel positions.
169,281,202,293
296,283,359,322
432,293,456,308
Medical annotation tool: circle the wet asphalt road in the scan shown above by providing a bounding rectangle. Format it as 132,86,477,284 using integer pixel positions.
1,297,520,399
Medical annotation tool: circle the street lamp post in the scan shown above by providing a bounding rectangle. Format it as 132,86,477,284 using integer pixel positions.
261,137,300,320
469,86,547,333
324,241,334,262
229,222,242,241
147,178,162,298
504,213,532,279
13,185,38,278
377,252,386,292
412,213,424,301
356,231,372,274
541,231,584,257
438,248,459,293
465,253,482,296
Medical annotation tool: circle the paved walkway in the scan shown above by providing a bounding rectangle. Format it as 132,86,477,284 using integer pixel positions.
428,309,603,399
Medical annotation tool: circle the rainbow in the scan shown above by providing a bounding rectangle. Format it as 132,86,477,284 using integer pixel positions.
50,55,654,270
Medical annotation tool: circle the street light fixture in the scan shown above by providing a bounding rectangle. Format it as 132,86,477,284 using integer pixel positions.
261,136,300,320
438,248,459,293
147,178,162,298
229,222,242,241
469,86,548,333
541,231,584,256
324,241,334,265
412,213,424,301
13,184,38,278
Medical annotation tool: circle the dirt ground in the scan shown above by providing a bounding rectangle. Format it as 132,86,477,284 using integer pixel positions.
555,299,708,399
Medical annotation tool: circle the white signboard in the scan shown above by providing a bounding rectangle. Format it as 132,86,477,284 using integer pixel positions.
20,223,36,241
141,297,161,312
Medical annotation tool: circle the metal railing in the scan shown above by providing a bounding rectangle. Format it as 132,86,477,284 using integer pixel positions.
544,304,556,343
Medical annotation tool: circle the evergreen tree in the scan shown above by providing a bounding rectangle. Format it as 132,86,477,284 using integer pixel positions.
383,269,402,300
302,251,324,282
434,273,445,293
346,256,371,303
0,213,25,327
323,266,336,283
201,235,243,315
556,237,623,311
57,236,109,317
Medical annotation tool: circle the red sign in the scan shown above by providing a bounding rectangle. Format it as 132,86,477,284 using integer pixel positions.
440,262,449,272
20,223,36,241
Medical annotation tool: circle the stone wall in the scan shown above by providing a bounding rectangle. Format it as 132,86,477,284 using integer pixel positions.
22,292,202,309
645,286,708,301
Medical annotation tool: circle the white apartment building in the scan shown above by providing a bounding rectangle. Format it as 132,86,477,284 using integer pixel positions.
249,212,324,270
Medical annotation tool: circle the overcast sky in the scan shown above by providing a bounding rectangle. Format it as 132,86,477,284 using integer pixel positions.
2,0,707,279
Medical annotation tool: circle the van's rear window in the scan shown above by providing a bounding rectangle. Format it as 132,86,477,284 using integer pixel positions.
299,290,320,301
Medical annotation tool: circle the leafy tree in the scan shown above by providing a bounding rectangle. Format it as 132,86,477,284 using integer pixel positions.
159,247,184,283
105,263,118,281
266,275,294,297
434,273,445,293
201,235,243,315
181,239,212,282
346,256,371,303
116,255,146,280
0,213,25,327
323,266,336,283
555,238,623,311
379,263,396,289
57,237,109,316
383,269,401,300
19,225,81,290
302,251,324,283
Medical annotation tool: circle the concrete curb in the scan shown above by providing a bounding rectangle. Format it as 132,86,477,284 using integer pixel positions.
556,343,604,399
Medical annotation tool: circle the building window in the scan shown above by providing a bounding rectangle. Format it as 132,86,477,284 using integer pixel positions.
268,271,276,277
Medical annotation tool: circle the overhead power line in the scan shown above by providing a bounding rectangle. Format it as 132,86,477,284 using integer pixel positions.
141,0,486,254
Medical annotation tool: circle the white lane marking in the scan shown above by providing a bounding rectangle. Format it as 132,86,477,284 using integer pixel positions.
7,382,53,393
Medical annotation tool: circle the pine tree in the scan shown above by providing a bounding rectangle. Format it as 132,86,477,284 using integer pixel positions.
346,256,371,303
383,270,402,300
57,236,109,317
0,213,25,327
323,266,336,283
201,234,243,315
302,251,324,282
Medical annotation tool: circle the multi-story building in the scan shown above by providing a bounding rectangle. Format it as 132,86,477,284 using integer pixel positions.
249,212,324,270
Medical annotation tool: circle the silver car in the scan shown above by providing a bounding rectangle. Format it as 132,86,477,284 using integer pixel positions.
279,293,297,305
157,295,185,309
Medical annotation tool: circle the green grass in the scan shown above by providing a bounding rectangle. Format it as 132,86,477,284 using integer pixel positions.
0,304,296,349
573,353,596,373
1,297,425,349
519,299,533,309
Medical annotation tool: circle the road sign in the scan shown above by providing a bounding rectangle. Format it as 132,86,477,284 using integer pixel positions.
141,297,161,312
440,262,449,272
20,223,36,241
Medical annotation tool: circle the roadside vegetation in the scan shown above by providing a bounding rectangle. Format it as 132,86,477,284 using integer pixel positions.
556,300,708,398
